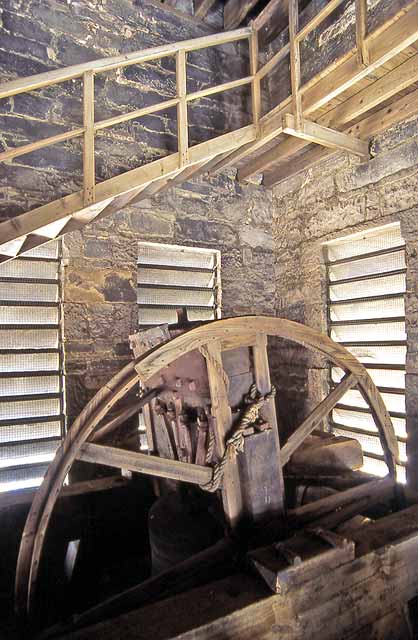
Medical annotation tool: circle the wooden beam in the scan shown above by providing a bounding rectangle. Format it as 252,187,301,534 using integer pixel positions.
281,373,357,466
0,127,85,163
94,98,179,131
0,28,252,99
186,76,253,102
253,0,311,47
202,341,243,528
289,0,302,128
264,86,418,187
295,0,346,42
239,53,418,181
250,26,261,132
282,113,369,158
83,70,95,206
176,49,189,167
287,476,395,524
231,1,418,175
0,124,256,256
77,442,213,486
355,0,370,67
224,0,260,30
194,0,217,19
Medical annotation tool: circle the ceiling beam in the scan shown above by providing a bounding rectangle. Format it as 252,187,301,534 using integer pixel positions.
238,47,418,181
194,0,217,19
282,114,369,158
263,86,418,187
224,0,260,30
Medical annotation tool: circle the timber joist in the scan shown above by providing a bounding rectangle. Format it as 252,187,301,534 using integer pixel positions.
1,3,418,256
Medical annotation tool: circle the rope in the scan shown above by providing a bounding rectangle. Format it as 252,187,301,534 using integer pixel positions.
200,383,276,493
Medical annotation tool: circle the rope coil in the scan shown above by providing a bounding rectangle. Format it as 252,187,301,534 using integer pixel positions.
200,383,276,493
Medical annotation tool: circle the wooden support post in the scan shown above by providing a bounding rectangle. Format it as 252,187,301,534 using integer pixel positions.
289,0,302,130
203,341,243,528
250,26,261,134
253,333,285,514
355,0,370,68
176,49,189,168
83,70,95,206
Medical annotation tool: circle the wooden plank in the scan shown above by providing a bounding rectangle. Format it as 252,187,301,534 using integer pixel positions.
224,0,260,30
0,127,85,163
252,333,285,514
241,52,418,182
289,0,302,128
250,27,261,132
355,0,370,67
56,507,418,640
83,70,95,206
287,476,395,524
194,0,217,18
0,124,256,255
186,76,252,102
257,43,290,81
202,341,243,528
263,86,418,186
230,2,418,175
0,27,253,99
0,476,128,512
282,113,369,157
296,0,346,42
176,49,189,167
94,98,180,131
281,373,358,466
77,442,212,486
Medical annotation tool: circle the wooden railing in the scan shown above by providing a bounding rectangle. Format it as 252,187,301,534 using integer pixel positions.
0,27,256,208
0,0,415,258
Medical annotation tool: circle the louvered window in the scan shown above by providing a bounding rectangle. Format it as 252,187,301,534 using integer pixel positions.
137,242,221,327
325,223,406,483
0,242,65,492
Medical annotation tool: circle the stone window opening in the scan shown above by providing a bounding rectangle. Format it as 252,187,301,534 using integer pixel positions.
137,241,221,451
324,222,407,483
0,241,65,493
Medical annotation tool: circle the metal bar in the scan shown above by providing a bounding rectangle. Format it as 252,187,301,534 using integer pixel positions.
329,292,405,306
0,277,58,284
137,263,215,273
332,421,406,443
137,283,213,292
0,392,61,403
0,435,62,449
0,370,60,378
330,316,405,327
0,414,64,427
0,128,85,163
329,268,406,286
326,244,405,266
0,324,59,330
137,303,215,309
339,340,406,347
0,347,60,354
336,402,406,420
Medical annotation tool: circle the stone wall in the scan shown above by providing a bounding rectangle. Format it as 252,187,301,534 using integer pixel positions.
0,0,250,218
63,172,277,423
0,0,277,425
272,114,418,485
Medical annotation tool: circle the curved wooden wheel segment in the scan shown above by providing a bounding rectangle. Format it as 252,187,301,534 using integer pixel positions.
15,316,399,622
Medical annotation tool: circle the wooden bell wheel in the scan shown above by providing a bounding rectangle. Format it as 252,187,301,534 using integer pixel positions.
15,316,399,623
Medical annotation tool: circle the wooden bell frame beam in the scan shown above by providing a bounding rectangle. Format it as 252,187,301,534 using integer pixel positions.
14,316,399,624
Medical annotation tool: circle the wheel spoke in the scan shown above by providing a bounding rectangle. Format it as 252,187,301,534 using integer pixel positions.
281,372,357,466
